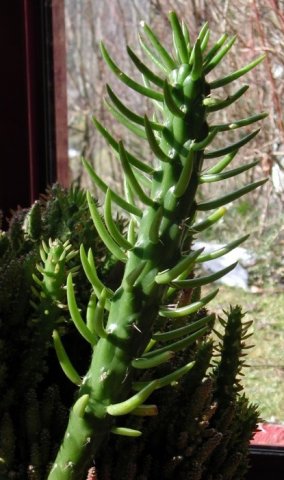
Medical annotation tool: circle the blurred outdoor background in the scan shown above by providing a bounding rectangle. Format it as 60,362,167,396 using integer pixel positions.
64,0,284,423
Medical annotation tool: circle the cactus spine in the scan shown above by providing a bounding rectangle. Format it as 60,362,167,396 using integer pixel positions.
49,12,266,479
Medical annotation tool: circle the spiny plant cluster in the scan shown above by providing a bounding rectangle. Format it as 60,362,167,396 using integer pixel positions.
47,11,266,480
0,185,122,479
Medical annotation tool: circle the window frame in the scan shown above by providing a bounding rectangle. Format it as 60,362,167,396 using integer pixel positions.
248,446,284,477
0,0,68,222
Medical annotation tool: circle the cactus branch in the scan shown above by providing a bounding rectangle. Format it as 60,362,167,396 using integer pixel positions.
48,13,266,480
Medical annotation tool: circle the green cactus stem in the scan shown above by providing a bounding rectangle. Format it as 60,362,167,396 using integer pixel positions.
48,12,266,479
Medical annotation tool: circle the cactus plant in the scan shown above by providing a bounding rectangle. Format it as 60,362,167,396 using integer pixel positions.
47,11,266,480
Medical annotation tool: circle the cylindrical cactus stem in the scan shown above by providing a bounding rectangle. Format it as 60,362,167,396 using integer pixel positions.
48,11,266,480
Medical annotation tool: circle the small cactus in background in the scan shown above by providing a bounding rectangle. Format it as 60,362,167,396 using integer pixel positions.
48,12,266,480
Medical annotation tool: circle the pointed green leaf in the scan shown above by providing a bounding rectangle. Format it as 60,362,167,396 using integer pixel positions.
32,273,43,288
93,288,108,339
204,129,260,159
199,160,259,183
111,427,142,437
204,33,228,64
67,273,98,345
144,327,210,357
197,235,250,263
153,313,215,342
198,22,209,44
127,218,137,244
127,46,164,87
80,246,113,305
138,33,168,73
124,176,135,207
123,261,147,290
82,158,142,217
163,80,185,117
104,189,133,250
204,85,249,112
155,248,204,285
191,39,203,80
162,127,189,157
52,330,81,386
87,192,127,262
165,247,205,299
143,338,157,354
129,159,153,192
181,20,191,51
211,112,268,132
105,99,147,139
171,262,238,288
100,42,164,101
106,84,163,130
191,128,218,151
149,204,164,244
118,141,155,207
197,178,267,211
41,239,49,254
107,380,158,416
39,246,47,262
73,394,89,418
204,36,237,74
144,114,171,162
132,350,174,369
174,147,194,198
210,54,265,89
86,291,97,335
92,117,153,174
141,21,176,70
132,361,195,391
192,206,227,232
181,20,190,44
205,150,238,175
159,288,219,318
156,361,196,387
200,28,210,52
169,11,189,63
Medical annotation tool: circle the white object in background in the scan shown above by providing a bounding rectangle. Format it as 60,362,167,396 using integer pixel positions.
271,163,284,193
68,148,80,158
194,241,256,290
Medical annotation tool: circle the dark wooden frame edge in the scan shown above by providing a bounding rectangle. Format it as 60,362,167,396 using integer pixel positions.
0,0,68,223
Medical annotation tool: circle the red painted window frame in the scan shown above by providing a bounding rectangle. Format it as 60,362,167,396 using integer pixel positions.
0,0,68,223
